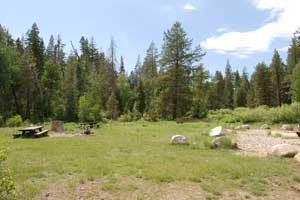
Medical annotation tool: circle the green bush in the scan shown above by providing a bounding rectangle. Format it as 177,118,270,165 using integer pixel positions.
6,115,22,127
119,112,133,122
0,150,17,200
208,103,300,124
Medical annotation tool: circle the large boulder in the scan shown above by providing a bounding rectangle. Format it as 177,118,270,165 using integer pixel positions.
261,124,271,130
51,120,64,132
270,144,299,157
295,153,300,163
209,126,228,137
281,124,294,131
170,135,189,145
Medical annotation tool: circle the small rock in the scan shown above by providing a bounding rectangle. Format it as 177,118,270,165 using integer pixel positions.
281,124,294,131
209,126,228,137
261,124,271,130
270,144,299,157
295,153,300,163
170,135,189,145
241,124,250,129
211,136,236,149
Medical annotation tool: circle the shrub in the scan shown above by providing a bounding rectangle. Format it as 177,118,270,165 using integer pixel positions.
142,113,159,122
6,115,22,127
191,98,208,119
0,150,17,200
119,112,133,122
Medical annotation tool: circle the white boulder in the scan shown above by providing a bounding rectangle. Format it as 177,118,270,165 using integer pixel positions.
170,135,189,145
270,144,299,157
209,126,228,137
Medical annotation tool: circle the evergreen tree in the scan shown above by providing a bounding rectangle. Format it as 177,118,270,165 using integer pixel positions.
223,60,234,109
291,63,300,102
142,42,158,112
160,22,205,119
191,64,209,118
120,56,125,74
234,68,249,107
207,71,225,110
64,56,78,121
270,49,285,106
106,92,119,120
26,23,45,78
42,60,64,119
252,63,272,106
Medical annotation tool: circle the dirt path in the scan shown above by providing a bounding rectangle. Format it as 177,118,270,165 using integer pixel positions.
236,129,300,157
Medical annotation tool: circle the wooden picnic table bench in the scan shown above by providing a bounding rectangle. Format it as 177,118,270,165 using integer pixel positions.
15,126,48,138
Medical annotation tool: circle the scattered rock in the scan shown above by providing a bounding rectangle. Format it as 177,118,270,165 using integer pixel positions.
261,124,271,130
211,136,237,149
270,144,299,157
170,135,189,145
241,124,250,129
209,126,228,137
281,124,294,131
295,153,300,163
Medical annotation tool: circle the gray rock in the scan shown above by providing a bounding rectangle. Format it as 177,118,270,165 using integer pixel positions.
270,144,299,157
241,124,250,129
209,126,228,137
211,136,237,149
261,124,271,130
170,135,189,145
281,124,294,131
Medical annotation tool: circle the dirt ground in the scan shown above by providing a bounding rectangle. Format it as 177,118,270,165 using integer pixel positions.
236,129,300,157
34,176,300,200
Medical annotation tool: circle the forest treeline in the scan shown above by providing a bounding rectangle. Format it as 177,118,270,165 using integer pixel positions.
0,22,300,123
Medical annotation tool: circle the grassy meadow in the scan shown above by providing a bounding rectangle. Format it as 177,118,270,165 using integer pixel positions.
1,121,300,199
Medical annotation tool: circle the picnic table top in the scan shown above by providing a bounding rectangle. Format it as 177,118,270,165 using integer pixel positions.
18,126,43,131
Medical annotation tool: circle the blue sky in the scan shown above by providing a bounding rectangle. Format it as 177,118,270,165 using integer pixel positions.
0,0,299,74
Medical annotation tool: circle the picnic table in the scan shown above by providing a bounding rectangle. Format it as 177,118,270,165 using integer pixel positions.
14,126,48,138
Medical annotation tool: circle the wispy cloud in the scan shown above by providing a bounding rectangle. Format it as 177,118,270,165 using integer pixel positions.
216,27,228,33
201,0,300,58
184,3,197,11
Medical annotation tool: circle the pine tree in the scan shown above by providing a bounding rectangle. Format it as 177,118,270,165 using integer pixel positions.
26,23,45,78
234,68,249,107
142,42,158,112
120,56,125,74
207,71,225,110
270,49,285,106
106,92,119,120
64,56,78,121
160,22,205,119
223,60,234,109
191,64,209,118
252,63,272,106
291,63,300,102
42,60,64,119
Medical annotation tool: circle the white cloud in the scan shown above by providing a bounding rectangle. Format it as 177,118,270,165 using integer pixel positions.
184,3,197,11
201,0,300,58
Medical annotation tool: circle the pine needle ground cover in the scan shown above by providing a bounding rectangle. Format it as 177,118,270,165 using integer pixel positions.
0,121,299,199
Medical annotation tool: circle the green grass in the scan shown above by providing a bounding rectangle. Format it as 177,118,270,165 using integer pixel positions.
0,121,299,199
